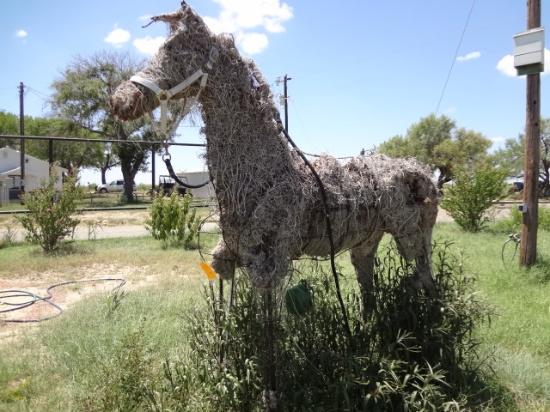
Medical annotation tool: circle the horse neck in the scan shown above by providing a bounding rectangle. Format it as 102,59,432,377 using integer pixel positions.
198,65,299,211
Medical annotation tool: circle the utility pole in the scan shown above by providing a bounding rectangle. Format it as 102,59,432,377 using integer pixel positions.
283,74,291,132
520,0,541,267
19,82,25,200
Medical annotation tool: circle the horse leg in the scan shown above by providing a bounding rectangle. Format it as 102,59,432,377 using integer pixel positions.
394,230,439,298
211,239,237,280
248,252,288,412
350,231,384,313
415,253,439,298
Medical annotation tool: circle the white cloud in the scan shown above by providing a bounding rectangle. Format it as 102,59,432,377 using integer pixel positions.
104,25,131,47
497,48,550,77
496,54,517,77
456,51,480,62
133,36,166,55
205,0,293,55
238,32,269,55
15,29,28,38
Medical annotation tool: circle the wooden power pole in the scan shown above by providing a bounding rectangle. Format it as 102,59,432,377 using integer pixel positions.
520,0,542,267
283,74,291,132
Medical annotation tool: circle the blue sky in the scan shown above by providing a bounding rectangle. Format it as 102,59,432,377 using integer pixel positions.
1,0,549,184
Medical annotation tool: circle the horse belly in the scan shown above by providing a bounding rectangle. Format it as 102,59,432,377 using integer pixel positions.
299,208,379,257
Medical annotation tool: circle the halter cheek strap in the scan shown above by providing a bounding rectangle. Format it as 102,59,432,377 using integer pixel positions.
130,47,219,138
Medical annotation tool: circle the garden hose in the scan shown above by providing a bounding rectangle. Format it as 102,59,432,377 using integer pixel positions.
0,278,126,323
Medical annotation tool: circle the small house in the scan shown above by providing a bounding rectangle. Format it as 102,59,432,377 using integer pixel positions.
0,147,67,204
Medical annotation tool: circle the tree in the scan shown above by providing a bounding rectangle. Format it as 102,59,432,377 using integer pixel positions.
1,111,105,175
0,110,20,148
492,117,550,197
48,50,151,202
378,114,492,189
25,116,105,175
440,161,509,232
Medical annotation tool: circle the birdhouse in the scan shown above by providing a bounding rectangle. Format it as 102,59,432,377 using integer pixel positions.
513,27,545,76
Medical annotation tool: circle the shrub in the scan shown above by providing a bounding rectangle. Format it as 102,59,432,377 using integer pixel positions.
145,192,201,248
144,242,495,411
508,204,550,232
441,163,508,232
17,171,84,252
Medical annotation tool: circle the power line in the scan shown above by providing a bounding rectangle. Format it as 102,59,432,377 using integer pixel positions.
434,0,477,115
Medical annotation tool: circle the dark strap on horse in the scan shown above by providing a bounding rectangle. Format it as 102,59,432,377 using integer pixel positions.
163,156,210,189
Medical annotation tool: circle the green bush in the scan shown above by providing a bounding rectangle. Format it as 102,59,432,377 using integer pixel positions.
17,172,84,252
144,242,495,411
145,192,201,248
508,205,550,232
441,163,508,232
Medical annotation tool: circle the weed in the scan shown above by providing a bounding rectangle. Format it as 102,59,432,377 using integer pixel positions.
0,226,17,249
80,322,153,411
105,289,126,318
87,220,103,241
0,378,30,403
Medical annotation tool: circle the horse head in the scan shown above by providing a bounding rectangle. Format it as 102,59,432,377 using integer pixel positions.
110,3,219,121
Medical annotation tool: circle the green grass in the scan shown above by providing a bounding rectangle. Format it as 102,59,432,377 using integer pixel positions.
432,221,550,410
1,219,550,410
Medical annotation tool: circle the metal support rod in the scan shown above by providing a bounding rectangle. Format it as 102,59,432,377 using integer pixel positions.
151,148,156,191
48,139,54,175
0,134,205,147
19,82,25,200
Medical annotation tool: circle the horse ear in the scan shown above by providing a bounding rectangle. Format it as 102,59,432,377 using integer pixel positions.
143,9,185,32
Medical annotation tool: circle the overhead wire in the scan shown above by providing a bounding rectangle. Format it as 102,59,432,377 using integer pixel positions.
435,0,477,115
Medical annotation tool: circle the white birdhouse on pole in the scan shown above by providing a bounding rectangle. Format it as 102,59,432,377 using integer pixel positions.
514,27,545,76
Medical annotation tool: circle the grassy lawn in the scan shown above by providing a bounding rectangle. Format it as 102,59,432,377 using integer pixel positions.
0,217,549,410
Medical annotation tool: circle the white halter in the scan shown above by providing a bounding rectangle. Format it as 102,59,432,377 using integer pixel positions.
130,47,219,139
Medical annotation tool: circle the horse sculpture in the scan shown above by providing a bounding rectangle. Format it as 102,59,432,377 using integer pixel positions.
111,2,438,299
111,3,439,408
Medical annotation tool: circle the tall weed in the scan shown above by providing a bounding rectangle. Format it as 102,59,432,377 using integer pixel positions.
147,242,497,411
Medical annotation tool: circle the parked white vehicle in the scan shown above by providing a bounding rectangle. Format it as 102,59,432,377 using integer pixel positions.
97,180,134,193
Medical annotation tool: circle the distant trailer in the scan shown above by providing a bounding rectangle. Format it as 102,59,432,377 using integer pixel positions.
176,171,215,200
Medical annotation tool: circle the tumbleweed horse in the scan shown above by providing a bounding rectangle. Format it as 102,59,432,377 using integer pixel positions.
111,3,438,408
111,3,438,302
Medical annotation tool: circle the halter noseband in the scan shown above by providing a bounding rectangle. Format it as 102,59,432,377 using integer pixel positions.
130,47,219,138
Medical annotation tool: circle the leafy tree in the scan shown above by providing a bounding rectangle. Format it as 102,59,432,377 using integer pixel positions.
0,110,20,148
378,114,492,189
48,50,152,202
441,161,509,232
492,117,550,197
26,116,105,175
0,111,105,176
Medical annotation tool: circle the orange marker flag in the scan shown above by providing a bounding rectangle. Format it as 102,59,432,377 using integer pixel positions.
200,262,217,280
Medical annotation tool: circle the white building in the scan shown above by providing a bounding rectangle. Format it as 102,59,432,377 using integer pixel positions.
0,147,67,205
